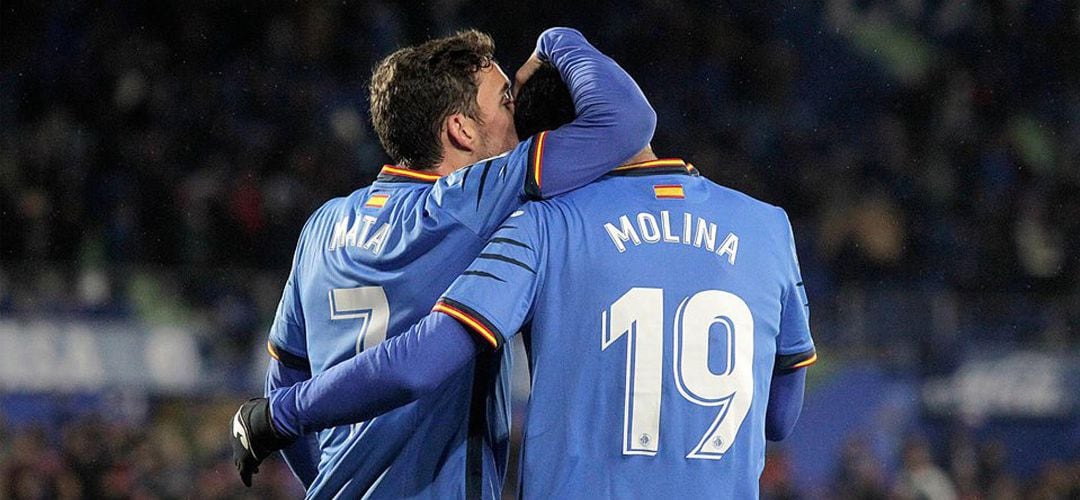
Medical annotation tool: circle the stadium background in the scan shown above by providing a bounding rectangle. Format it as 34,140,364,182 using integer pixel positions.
1,0,1078,498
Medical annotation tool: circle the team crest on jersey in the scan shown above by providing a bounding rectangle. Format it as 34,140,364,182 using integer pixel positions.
653,184,685,199
365,194,389,208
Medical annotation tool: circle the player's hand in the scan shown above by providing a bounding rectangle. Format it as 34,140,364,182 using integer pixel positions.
514,52,545,100
231,397,295,487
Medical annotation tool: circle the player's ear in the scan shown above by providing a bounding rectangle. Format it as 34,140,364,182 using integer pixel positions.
445,113,476,153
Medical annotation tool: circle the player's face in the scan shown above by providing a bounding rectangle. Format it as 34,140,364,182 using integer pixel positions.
471,64,518,159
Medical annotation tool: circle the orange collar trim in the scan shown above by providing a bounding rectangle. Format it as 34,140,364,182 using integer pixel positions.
613,158,688,171
378,165,442,182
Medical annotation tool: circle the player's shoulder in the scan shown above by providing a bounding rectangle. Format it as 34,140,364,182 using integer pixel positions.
488,202,549,240
310,187,369,219
296,187,373,238
701,178,791,226
694,179,799,268
448,136,538,181
429,137,536,201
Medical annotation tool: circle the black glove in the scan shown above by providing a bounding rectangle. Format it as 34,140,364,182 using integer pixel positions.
231,397,295,487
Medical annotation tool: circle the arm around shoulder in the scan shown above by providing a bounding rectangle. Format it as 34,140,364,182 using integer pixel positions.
527,27,656,198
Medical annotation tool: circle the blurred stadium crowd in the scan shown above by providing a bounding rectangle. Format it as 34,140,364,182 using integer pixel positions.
0,400,303,499
760,436,1079,499
1,0,1077,498
2,401,1076,499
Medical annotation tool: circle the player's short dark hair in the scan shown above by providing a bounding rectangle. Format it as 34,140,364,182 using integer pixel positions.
514,62,575,140
369,30,495,170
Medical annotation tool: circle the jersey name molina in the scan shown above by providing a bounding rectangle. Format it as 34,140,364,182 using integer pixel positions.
438,159,816,499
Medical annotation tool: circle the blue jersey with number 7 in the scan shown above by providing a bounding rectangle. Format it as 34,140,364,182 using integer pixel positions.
263,27,657,498
436,159,816,499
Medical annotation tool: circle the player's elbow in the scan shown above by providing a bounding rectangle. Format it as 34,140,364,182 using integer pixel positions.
539,26,584,43
614,92,656,147
396,369,442,401
592,98,655,160
628,102,657,151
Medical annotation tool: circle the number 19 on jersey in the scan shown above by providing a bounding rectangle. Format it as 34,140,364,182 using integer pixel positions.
602,288,754,460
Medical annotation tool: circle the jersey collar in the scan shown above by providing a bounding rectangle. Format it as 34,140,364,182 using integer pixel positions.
609,158,698,177
375,165,442,183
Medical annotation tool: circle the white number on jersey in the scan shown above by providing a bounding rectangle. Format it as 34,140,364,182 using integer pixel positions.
329,286,390,353
329,286,390,436
602,288,755,460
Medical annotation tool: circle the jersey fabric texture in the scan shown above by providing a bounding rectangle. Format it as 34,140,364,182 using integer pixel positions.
438,159,816,499
262,26,656,500
268,155,536,499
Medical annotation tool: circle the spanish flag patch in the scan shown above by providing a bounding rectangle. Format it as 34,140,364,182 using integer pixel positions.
365,194,389,208
654,184,685,199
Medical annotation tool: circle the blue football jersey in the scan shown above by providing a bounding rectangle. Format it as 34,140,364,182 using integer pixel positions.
437,159,816,499
267,139,550,499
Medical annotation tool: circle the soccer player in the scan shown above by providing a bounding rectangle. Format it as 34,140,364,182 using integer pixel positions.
239,63,816,498
231,28,656,498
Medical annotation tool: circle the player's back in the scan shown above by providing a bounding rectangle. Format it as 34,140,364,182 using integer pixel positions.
271,161,528,499
515,159,812,498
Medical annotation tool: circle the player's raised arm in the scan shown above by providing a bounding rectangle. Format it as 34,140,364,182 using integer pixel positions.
429,27,655,237
523,27,656,198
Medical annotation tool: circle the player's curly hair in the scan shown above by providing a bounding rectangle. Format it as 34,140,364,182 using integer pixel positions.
513,61,575,140
369,30,495,170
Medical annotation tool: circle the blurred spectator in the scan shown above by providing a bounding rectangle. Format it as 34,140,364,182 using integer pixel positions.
760,448,801,500
0,400,303,499
2,0,1077,292
831,436,889,499
893,436,958,500
2,0,1075,351
0,1,1077,498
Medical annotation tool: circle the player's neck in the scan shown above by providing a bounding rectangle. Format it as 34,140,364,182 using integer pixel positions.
431,148,481,177
624,146,658,165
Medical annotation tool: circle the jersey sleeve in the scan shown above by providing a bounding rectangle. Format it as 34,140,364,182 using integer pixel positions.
774,208,816,371
266,217,315,371
426,28,655,240
426,140,535,239
525,28,656,198
434,206,546,350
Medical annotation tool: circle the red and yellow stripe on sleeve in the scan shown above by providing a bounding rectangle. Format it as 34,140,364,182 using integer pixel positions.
267,341,311,370
524,131,549,198
267,340,281,360
789,352,817,369
432,301,502,350
532,131,548,190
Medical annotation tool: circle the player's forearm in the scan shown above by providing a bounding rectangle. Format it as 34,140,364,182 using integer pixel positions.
265,360,319,487
764,367,806,441
268,312,478,439
535,27,657,197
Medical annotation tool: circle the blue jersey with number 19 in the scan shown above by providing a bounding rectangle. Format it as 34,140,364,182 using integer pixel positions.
263,27,656,499
437,159,816,499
